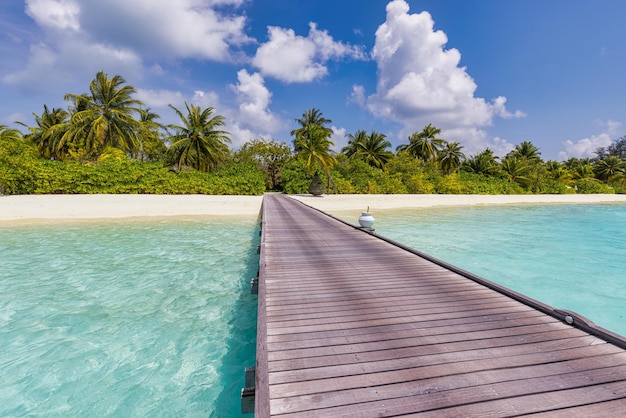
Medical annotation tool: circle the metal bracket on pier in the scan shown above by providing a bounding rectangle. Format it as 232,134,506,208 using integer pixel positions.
240,366,255,414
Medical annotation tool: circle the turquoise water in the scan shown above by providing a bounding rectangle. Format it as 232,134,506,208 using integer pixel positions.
3,203,626,417
0,218,259,417
374,204,626,337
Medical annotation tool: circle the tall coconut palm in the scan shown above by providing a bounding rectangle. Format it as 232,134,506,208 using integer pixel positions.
291,108,333,153
438,141,465,174
167,102,231,172
509,140,541,162
296,125,336,174
396,124,444,162
20,105,70,159
63,71,144,158
345,130,393,169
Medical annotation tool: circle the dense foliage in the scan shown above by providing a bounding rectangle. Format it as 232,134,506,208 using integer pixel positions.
1,71,625,196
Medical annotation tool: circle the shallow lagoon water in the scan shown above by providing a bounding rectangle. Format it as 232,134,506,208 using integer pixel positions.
3,202,626,416
374,203,626,337
0,218,258,417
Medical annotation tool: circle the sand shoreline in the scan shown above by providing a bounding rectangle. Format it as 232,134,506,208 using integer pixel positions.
2,193,626,222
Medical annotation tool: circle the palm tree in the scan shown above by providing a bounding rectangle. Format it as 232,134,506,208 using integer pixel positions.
341,130,368,158
343,130,393,169
509,140,541,162
62,71,145,158
396,124,444,162
438,141,465,174
20,105,70,159
500,157,530,186
0,124,23,141
463,148,500,176
167,102,231,172
572,163,595,180
595,155,625,182
295,124,337,193
291,108,333,153
546,160,574,185
137,108,166,161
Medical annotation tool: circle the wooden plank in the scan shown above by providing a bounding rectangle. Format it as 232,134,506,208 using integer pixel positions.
272,370,626,416
255,194,626,417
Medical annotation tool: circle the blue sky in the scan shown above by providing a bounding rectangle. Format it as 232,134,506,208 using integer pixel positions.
1,0,625,161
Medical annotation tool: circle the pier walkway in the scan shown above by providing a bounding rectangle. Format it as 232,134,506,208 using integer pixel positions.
253,193,626,417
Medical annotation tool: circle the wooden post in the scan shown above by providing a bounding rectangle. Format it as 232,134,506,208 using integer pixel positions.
241,367,256,414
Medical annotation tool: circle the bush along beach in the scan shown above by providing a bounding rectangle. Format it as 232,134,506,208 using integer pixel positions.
1,71,625,196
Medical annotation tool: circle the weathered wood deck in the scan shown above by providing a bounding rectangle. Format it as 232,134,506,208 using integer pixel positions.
254,193,626,417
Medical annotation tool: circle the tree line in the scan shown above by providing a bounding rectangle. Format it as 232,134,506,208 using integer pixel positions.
1,71,625,195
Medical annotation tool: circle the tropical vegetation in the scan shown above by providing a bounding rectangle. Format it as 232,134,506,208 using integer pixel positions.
1,71,625,196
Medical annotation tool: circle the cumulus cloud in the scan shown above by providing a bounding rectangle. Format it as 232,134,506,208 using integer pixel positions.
330,126,348,152
6,0,252,95
253,22,366,83
3,40,142,93
224,70,286,147
136,88,185,109
558,120,622,160
26,0,80,31
25,0,251,61
362,0,523,150
230,70,282,133
190,90,222,110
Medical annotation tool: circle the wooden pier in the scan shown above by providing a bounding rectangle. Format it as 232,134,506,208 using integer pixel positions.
251,193,626,417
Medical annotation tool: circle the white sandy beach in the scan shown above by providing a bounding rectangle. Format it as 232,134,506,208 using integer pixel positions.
2,193,626,222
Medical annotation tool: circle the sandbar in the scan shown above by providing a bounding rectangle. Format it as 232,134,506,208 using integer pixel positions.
2,193,626,223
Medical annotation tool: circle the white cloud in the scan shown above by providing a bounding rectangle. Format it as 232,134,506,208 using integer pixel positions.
558,120,621,160
136,89,185,109
492,96,527,119
253,22,366,83
7,0,252,95
208,0,245,6
330,126,347,152
73,0,252,61
3,40,142,93
26,0,80,31
364,0,523,151
228,124,262,149
349,84,366,106
190,90,222,109
230,70,282,132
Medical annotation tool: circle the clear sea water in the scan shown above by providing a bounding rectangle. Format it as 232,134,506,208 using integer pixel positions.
0,217,259,418
2,203,626,417
372,203,626,338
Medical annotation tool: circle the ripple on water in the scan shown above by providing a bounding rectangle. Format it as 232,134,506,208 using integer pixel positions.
0,219,259,417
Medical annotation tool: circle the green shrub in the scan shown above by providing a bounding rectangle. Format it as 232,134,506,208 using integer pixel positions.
433,173,465,194
281,159,310,194
575,178,615,194
460,172,525,194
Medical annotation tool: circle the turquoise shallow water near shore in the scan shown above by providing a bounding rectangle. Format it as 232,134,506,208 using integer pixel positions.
0,218,258,417
2,202,626,416
374,203,626,337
